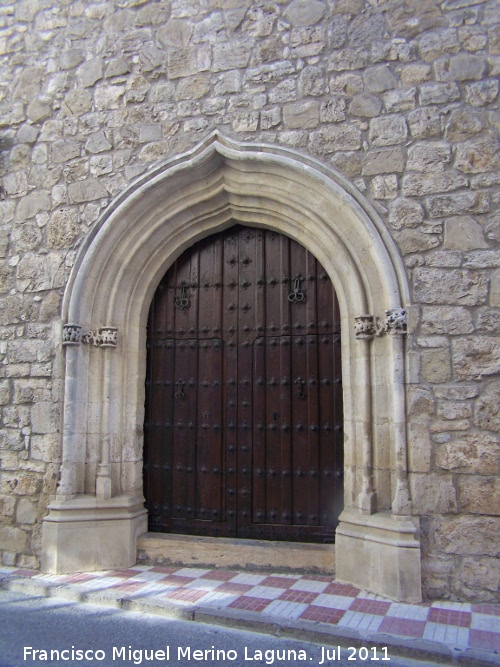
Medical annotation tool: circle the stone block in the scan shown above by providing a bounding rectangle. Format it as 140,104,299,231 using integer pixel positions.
327,48,368,72
309,124,362,154
383,88,417,113
388,198,424,229
455,138,500,174
213,40,252,72
363,64,398,93
408,422,432,472
453,336,500,380
362,148,404,175
16,497,37,525
319,98,346,123
443,216,490,250
402,171,467,196
458,476,500,515
465,79,499,106
370,174,398,200
407,142,451,172
387,0,445,39
283,101,319,129
31,402,60,435
420,347,452,383
437,400,472,420
474,382,500,431
0,524,28,553
283,0,325,27
426,191,490,218
16,253,66,293
419,82,460,105
94,85,126,110
68,178,108,204
445,109,485,142
435,433,499,475
47,208,80,249
434,54,486,82
16,191,51,221
369,115,407,147
78,59,103,88
418,28,459,62
0,472,41,497
413,268,489,306
298,66,325,97
421,306,474,336
31,434,61,462
432,516,500,557
348,93,382,118
290,26,326,57
457,556,500,600
409,473,457,514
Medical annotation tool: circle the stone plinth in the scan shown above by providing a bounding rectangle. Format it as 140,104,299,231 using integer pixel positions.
335,509,422,602
42,495,147,574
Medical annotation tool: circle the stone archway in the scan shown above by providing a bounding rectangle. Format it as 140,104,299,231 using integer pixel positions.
42,132,421,602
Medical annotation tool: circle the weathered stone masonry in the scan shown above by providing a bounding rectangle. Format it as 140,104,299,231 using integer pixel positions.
0,0,499,601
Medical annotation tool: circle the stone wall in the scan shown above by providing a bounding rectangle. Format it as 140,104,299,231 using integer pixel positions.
0,0,499,600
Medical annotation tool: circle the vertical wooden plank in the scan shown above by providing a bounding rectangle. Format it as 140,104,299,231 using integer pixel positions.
223,227,239,534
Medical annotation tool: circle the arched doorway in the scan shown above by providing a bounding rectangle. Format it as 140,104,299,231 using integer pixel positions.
43,132,421,601
144,225,343,542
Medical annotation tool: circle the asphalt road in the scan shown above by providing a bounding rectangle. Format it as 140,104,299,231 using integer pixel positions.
0,589,433,667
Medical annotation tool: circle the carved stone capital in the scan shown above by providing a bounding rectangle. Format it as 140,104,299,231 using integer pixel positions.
355,308,408,340
378,308,407,336
62,324,118,348
354,314,376,340
62,323,82,346
99,326,118,348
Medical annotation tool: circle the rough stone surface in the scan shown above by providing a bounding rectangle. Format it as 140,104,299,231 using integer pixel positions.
0,0,498,603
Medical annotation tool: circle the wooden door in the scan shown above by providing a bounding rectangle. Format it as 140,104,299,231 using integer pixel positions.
143,225,343,543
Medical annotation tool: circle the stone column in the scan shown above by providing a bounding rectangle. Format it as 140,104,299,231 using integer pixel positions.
95,327,118,499
354,315,377,514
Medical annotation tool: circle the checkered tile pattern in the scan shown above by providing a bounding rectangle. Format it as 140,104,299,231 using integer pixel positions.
1,565,499,654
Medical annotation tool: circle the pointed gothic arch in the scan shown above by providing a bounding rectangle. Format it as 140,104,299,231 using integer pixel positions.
42,132,421,602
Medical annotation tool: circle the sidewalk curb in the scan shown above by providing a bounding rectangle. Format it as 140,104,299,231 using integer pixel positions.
1,574,498,666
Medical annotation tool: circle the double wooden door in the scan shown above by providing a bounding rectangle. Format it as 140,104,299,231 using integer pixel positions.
144,225,343,543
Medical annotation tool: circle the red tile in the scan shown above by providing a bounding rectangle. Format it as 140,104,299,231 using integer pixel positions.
217,582,253,595
429,608,471,627
323,582,360,597
379,617,425,637
349,598,392,615
61,573,97,584
201,570,238,581
300,605,345,624
159,574,194,585
164,588,207,603
472,604,500,616
109,569,141,579
149,566,179,574
111,582,148,593
229,596,271,613
260,576,297,589
278,589,318,605
13,569,39,577
469,630,500,651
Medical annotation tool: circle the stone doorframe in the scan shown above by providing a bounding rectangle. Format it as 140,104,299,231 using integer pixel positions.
42,132,422,602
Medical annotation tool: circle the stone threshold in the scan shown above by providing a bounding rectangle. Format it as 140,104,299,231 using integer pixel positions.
137,532,335,575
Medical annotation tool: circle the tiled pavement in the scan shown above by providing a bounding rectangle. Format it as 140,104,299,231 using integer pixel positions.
1,564,499,664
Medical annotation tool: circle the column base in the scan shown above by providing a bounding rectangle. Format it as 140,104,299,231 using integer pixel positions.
42,494,147,574
335,508,422,602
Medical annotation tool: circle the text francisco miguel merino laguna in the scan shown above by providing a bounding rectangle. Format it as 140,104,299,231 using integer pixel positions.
23,645,391,663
